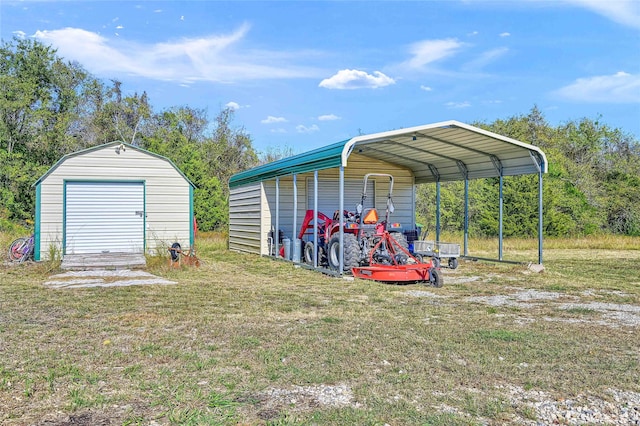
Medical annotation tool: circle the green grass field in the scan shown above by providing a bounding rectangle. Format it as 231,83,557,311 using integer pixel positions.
1,232,639,425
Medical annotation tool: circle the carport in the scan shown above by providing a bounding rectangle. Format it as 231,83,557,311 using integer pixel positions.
229,120,547,272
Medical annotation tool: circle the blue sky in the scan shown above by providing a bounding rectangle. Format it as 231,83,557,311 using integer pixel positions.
1,0,639,153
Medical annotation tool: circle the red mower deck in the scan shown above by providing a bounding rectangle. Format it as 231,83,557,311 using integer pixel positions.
351,263,433,283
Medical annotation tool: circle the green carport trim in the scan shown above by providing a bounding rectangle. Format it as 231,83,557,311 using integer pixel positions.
189,185,194,247
229,139,348,188
34,183,41,261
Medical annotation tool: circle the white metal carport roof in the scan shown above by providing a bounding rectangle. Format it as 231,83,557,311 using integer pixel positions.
230,120,547,188
344,120,547,183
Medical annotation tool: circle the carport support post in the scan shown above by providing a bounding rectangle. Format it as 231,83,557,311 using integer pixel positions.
464,179,469,256
435,181,441,242
313,170,319,268
428,164,441,243
530,151,544,265
275,176,280,258
339,166,345,273
539,169,543,264
293,173,297,262
491,155,505,261
457,161,469,257
499,175,504,261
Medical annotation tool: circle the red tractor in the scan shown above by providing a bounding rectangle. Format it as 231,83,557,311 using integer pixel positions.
297,173,442,286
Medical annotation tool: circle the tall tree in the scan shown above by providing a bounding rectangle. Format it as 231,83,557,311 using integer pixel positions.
0,38,94,163
203,107,258,192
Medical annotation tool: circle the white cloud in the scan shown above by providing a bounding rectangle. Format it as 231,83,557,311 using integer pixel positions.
261,116,288,124
399,39,466,71
116,25,124,29
499,32,511,37
468,31,479,36
420,85,433,91
463,47,509,71
564,0,640,29
32,24,323,84
318,114,340,121
319,69,395,89
12,30,26,38
445,101,471,109
296,124,320,133
226,101,240,110
554,71,640,103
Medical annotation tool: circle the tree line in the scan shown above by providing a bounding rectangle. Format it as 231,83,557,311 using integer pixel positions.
416,107,640,237
2,37,639,236
1,38,257,231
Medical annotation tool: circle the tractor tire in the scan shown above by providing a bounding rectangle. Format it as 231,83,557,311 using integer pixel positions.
389,232,409,251
448,257,459,270
328,233,360,271
303,241,316,265
429,267,443,288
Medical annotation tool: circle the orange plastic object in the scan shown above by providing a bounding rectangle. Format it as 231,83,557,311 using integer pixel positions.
363,209,378,224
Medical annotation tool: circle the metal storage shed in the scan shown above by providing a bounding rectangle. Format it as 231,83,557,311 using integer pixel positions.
33,141,195,261
229,120,547,271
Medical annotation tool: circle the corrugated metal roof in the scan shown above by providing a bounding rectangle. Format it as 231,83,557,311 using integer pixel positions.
229,139,347,188
229,120,547,188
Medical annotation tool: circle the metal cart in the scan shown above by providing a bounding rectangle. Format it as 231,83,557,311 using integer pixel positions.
413,240,461,269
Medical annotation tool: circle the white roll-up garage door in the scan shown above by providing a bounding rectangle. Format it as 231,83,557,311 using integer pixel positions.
65,182,144,254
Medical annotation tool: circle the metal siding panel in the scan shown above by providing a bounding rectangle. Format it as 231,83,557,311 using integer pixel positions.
306,178,375,218
229,183,263,255
262,177,303,242
65,182,144,254
260,183,271,255
348,155,415,228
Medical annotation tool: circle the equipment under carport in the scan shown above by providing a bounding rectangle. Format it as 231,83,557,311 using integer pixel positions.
298,173,443,286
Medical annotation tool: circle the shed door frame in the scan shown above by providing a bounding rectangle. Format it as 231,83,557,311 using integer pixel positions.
63,180,146,255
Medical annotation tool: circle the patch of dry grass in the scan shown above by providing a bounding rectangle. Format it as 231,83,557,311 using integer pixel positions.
435,232,640,261
0,234,638,425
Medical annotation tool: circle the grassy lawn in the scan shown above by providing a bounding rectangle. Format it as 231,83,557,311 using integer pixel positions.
1,233,639,425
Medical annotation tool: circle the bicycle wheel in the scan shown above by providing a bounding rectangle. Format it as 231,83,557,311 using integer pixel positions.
8,238,27,262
